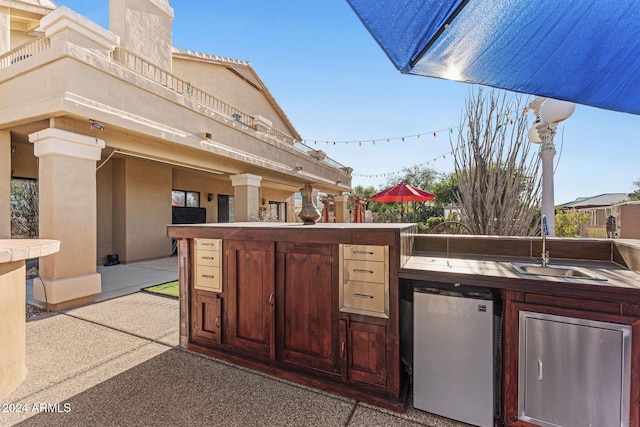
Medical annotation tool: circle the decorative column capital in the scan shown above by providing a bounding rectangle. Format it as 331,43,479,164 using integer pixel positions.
230,173,262,188
29,128,105,161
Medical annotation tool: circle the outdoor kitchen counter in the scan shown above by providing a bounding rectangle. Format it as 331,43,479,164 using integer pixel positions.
401,235,640,426
400,252,640,299
400,235,640,301
0,239,60,400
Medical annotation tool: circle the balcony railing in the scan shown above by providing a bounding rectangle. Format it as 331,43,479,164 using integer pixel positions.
0,37,51,70
0,39,349,175
113,48,256,128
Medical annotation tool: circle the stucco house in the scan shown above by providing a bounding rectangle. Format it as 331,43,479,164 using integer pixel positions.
0,0,353,309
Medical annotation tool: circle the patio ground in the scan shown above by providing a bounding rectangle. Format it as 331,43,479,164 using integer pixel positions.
7,260,473,427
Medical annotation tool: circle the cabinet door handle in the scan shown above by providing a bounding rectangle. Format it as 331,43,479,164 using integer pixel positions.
353,293,374,299
215,315,220,328
269,292,275,307
341,341,345,357
537,359,543,381
353,269,374,274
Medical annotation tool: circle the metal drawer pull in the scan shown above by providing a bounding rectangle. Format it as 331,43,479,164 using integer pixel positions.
353,269,374,274
269,292,275,307
537,359,543,381
202,243,216,246
353,293,374,299
353,250,374,255
341,341,345,356
202,274,216,279
215,315,220,328
201,256,216,260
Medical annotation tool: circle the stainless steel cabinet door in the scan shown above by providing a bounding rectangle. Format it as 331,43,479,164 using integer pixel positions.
519,311,631,427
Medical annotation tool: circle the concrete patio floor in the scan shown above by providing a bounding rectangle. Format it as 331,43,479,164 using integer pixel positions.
9,260,474,426
27,257,179,306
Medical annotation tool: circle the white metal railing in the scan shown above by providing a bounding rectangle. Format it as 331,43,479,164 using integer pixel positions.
0,37,51,70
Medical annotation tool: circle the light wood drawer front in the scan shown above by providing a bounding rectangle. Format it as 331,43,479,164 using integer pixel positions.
343,245,386,261
195,265,222,292
343,259,385,283
195,238,221,251
195,249,220,267
342,281,387,317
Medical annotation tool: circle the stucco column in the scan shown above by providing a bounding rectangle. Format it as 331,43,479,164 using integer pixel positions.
230,173,262,222
334,195,349,223
29,128,105,310
0,130,10,238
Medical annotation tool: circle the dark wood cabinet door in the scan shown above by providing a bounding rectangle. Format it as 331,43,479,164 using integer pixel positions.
191,290,222,346
276,242,340,375
343,319,387,387
224,240,275,359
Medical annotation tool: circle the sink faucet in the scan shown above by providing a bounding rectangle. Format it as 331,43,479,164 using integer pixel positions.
541,215,550,267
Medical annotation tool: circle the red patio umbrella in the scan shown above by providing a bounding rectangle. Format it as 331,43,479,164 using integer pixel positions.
370,183,435,221
370,183,435,203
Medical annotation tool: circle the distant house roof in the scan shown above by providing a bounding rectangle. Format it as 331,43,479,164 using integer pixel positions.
172,48,302,142
559,193,628,209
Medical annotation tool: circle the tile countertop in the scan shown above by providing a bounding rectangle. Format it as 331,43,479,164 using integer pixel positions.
400,252,640,297
0,239,60,264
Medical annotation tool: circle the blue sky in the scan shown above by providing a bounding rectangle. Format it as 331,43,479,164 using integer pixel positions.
54,0,640,204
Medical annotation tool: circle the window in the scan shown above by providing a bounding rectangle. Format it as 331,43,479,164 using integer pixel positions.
269,201,286,222
172,190,200,207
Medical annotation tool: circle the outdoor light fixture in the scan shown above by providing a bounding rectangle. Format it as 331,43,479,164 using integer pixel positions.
89,119,105,131
527,97,576,236
527,119,542,143
539,99,576,124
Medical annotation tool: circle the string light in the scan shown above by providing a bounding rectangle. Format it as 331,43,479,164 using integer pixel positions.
347,108,530,179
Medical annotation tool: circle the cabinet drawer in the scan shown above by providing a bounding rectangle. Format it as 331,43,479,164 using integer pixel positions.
195,249,220,267
195,238,221,251
194,265,222,292
343,245,386,261
342,281,388,318
343,259,386,283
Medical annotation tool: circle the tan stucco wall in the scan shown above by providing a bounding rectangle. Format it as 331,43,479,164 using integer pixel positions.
0,261,27,400
9,142,38,179
0,7,8,53
109,0,173,71
96,160,113,264
111,158,127,261
0,131,10,238
38,154,97,278
110,157,172,263
171,169,233,223
171,58,293,135
620,204,640,239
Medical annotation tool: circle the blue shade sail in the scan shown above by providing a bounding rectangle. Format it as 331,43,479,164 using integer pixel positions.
346,0,640,115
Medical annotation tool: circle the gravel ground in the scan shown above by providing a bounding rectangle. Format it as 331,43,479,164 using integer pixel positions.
26,304,50,320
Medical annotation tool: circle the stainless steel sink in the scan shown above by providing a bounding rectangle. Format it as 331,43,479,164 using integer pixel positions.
511,263,606,281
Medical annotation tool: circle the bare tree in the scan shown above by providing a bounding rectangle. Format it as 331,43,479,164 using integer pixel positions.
452,87,541,236
10,179,39,238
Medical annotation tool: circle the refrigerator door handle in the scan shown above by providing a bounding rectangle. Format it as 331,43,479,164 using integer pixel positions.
537,359,543,381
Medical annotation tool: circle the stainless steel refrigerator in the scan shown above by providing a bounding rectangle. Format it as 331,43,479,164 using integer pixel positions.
413,285,495,427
